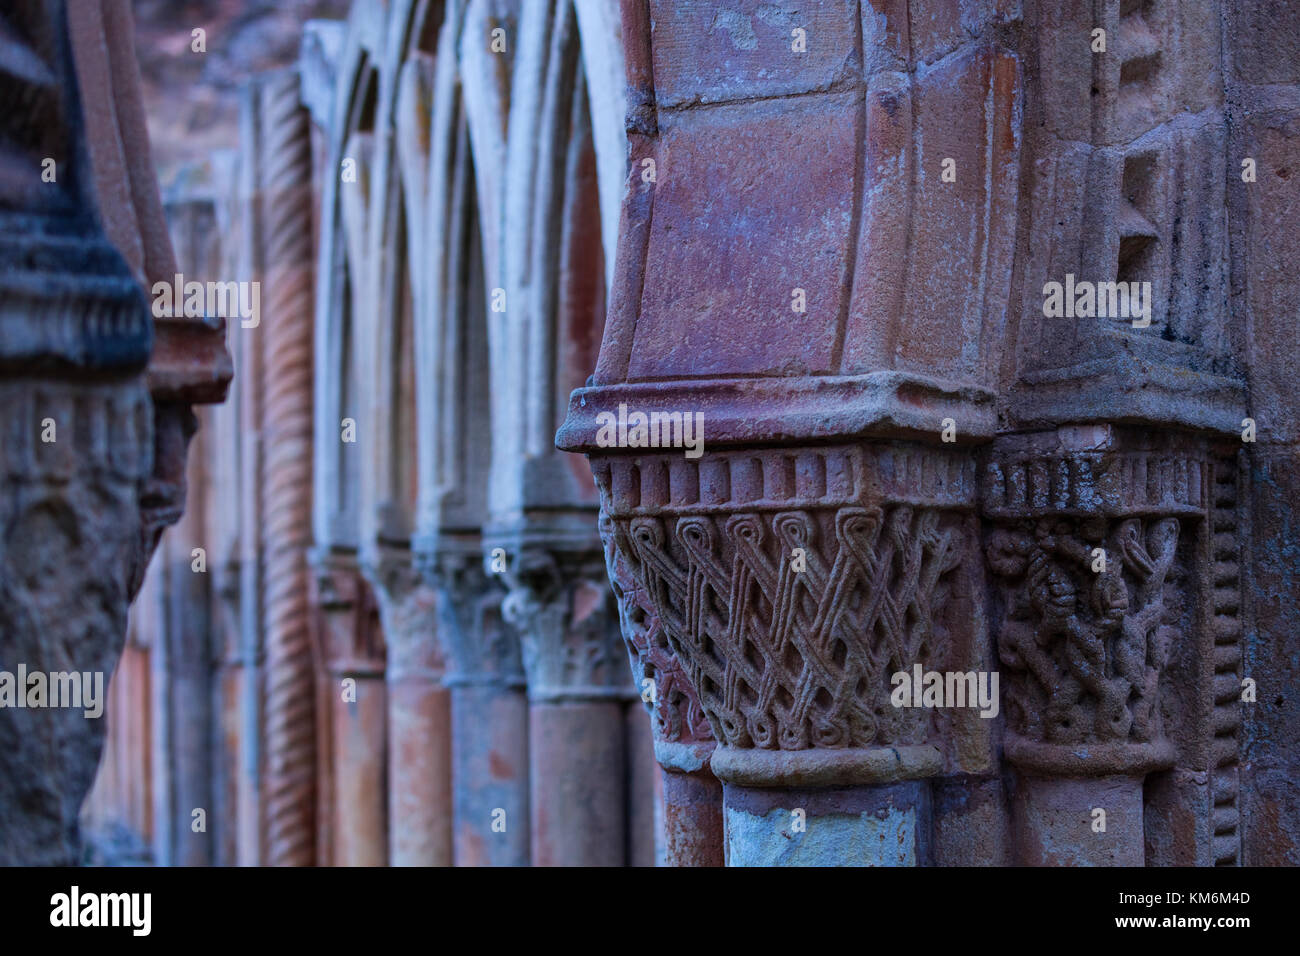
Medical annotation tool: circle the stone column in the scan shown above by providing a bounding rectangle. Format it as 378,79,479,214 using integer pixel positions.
366,550,453,866
258,70,318,866
0,0,231,866
154,425,215,868
206,152,247,869
231,82,265,868
601,514,723,866
312,552,388,866
998,0,1247,867
500,545,640,867
983,427,1214,865
421,540,530,867
155,196,222,868
213,559,243,867
558,0,1020,866
234,240,264,869
584,446,989,867
0,375,153,867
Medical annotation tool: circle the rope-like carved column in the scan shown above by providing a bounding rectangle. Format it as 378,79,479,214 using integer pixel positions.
259,71,317,867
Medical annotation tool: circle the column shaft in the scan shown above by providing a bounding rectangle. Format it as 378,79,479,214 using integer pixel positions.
388,676,452,865
502,546,639,866
329,670,387,866
451,682,530,866
529,700,626,866
258,71,317,867
1012,774,1145,867
660,768,724,868
313,560,388,867
625,703,659,867
375,560,453,866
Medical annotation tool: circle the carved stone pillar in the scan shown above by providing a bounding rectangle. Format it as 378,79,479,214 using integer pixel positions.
312,552,387,866
365,550,452,866
555,0,1023,867
234,91,264,865
0,378,153,866
153,196,221,868
498,543,638,866
584,445,990,866
992,0,1247,866
983,426,1218,866
0,0,231,865
205,151,247,869
151,409,215,871
257,70,318,866
420,539,530,867
601,514,723,866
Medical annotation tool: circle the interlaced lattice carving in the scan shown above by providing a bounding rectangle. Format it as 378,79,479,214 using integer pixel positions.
612,505,963,751
601,513,712,746
986,517,1181,745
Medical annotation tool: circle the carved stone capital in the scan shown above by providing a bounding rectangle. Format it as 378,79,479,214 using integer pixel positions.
985,516,1181,771
599,511,714,770
498,544,634,704
593,441,984,787
310,549,384,678
415,536,523,688
360,546,443,683
0,0,161,865
981,426,1209,777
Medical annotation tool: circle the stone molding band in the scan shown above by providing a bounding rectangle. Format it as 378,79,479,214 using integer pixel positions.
1004,737,1177,777
710,744,944,789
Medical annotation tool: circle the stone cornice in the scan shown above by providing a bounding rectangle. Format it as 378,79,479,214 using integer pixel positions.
558,371,997,454
594,442,978,519
1007,357,1247,438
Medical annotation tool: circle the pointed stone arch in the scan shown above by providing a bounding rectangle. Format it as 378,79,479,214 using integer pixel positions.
312,11,382,558
408,0,530,868
306,0,389,868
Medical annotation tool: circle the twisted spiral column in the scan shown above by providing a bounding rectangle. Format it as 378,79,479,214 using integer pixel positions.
259,71,317,867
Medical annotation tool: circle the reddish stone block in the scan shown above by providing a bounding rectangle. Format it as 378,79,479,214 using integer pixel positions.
847,44,1021,385
647,0,860,108
1235,115,1300,444
1228,0,1300,85
1241,447,1300,865
629,92,860,380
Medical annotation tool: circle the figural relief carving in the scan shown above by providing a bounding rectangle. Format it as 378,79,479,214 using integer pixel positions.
986,517,1182,747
